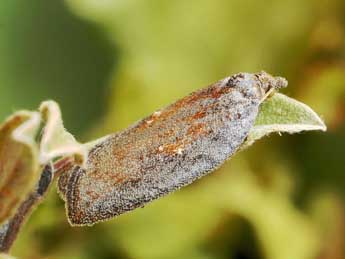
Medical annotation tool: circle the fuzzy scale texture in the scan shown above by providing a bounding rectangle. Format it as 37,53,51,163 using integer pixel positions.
58,72,287,226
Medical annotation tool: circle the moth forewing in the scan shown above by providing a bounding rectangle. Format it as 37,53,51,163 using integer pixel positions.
60,71,287,226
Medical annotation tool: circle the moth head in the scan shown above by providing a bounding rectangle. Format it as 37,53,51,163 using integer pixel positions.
225,71,288,101
254,71,288,100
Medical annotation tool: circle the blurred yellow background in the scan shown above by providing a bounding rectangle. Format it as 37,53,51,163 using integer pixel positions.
0,0,344,258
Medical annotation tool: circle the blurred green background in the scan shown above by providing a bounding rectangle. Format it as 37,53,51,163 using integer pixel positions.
1,0,344,258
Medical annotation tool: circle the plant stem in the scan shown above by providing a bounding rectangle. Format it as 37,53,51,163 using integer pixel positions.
0,193,42,253
0,157,75,253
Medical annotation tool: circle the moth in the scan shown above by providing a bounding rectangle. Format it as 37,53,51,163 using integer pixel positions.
58,71,287,226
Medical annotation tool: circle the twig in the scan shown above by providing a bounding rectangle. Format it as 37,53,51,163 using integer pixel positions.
0,158,73,253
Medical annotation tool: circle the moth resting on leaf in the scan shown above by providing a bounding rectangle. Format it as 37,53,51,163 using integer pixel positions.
58,71,289,226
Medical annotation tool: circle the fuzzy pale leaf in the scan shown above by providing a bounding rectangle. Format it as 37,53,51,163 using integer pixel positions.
242,93,326,149
39,101,87,167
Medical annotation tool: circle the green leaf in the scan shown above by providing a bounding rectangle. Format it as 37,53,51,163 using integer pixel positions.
242,93,326,149
0,111,41,224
